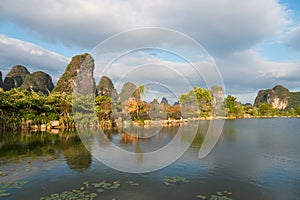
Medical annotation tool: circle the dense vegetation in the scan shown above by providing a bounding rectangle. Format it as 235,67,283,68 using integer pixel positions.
0,88,72,130
1,53,299,131
0,85,299,131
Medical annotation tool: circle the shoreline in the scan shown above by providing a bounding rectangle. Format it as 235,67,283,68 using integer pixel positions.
12,115,299,133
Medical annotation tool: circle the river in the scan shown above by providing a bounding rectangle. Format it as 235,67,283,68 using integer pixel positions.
0,118,299,199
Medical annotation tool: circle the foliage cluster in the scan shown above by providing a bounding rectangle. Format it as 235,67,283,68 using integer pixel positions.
1,85,299,130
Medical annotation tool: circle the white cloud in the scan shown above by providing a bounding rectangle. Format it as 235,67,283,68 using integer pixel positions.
216,49,300,97
0,0,289,55
0,34,69,82
0,0,298,103
92,46,300,104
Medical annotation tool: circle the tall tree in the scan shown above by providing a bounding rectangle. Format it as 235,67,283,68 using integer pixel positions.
224,95,237,115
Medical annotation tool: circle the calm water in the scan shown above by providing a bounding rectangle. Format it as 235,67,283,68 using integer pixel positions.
0,118,299,199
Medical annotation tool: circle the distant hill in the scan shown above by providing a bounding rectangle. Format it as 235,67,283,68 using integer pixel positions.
53,53,96,94
21,71,54,94
2,65,54,94
119,82,140,103
96,76,118,100
160,97,169,105
3,65,30,91
254,85,300,109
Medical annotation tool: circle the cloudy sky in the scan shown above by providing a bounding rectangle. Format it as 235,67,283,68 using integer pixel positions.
0,0,300,103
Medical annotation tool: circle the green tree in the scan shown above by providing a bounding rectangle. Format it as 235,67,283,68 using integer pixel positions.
235,103,245,118
193,86,212,117
178,90,196,106
296,106,300,116
258,102,273,116
224,95,237,115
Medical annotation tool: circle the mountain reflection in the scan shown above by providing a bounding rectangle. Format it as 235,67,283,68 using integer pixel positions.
0,131,91,172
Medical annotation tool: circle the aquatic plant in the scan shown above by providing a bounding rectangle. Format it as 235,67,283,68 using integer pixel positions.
0,180,28,197
163,176,189,186
197,190,233,200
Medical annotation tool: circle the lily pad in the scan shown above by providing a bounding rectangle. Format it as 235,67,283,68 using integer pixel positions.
196,194,207,199
0,192,10,197
40,189,97,200
163,176,189,186
97,188,104,193
217,191,223,196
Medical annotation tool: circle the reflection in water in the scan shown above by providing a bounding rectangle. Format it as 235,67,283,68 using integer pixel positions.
1,119,300,199
0,121,230,174
58,136,92,172
0,131,91,172
78,122,199,173
120,131,138,144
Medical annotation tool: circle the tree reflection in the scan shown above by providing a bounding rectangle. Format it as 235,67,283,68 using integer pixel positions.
0,131,91,172
61,138,92,172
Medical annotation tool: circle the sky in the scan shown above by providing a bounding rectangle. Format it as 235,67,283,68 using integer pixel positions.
0,0,300,104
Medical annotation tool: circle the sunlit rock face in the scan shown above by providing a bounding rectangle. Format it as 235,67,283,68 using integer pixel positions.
53,53,96,95
269,97,288,110
254,85,300,109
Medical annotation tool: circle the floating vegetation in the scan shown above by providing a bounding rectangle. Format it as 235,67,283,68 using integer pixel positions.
163,176,189,186
39,178,231,200
0,181,28,189
127,181,139,186
97,188,104,193
210,194,232,200
0,192,10,197
40,179,138,200
92,180,121,190
0,180,28,197
197,190,233,200
40,190,97,200
196,194,207,199
83,181,89,188
0,171,8,177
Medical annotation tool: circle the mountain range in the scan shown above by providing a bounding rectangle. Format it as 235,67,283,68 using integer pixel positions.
1,53,300,109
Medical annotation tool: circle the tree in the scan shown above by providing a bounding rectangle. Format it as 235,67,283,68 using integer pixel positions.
193,86,212,117
258,102,273,116
178,90,196,106
296,106,300,116
224,95,237,115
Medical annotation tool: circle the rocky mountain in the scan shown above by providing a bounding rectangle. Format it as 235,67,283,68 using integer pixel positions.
119,82,140,103
96,76,118,100
20,71,54,94
3,65,30,91
160,97,169,105
53,53,96,94
254,85,300,109
0,71,3,88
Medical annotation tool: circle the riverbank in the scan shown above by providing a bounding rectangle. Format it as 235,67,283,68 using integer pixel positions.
21,115,300,133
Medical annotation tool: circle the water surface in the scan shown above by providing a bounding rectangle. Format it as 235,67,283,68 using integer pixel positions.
0,118,299,199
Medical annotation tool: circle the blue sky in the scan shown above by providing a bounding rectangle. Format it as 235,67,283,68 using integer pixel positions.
0,0,300,103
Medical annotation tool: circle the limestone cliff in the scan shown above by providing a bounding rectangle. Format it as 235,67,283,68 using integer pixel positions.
96,76,118,100
254,85,300,109
3,65,30,91
119,82,140,103
53,53,96,94
20,71,54,94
